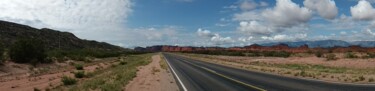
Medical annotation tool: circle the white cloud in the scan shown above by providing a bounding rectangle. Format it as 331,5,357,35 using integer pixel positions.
196,28,234,45
364,29,375,36
0,0,132,44
211,34,234,45
304,0,338,20
238,36,253,42
233,11,263,21
350,0,375,21
240,0,258,11
238,21,276,36
262,0,312,27
261,33,307,41
197,28,215,38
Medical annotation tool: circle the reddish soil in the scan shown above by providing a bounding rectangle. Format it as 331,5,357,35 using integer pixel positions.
0,58,115,91
124,55,178,91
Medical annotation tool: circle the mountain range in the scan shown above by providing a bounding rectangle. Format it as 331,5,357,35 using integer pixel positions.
261,40,375,48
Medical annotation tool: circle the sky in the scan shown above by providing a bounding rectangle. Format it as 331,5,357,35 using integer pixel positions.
1,0,375,48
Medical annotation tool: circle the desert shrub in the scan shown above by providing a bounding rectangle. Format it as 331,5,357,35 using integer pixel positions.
345,52,358,58
315,51,323,58
75,64,84,70
325,54,337,61
34,88,41,91
85,72,95,78
74,71,85,78
363,52,375,58
61,76,77,85
263,51,291,58
0,43,4,63
369,78,374,82
9,39,47,65
119,61,127,65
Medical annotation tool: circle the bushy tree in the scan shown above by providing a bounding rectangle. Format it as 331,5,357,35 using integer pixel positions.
9,39,47,65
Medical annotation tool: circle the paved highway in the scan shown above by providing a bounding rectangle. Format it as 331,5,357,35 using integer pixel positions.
163,53,375,91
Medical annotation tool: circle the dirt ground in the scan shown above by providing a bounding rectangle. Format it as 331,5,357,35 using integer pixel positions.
124,55,178,91
204,54,375,69
0,58,115,91
181,53,375,84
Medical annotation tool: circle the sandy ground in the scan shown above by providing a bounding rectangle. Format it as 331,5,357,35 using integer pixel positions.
201,54,375,69
181,53,375,84
0,59,115,91
124,55,178,91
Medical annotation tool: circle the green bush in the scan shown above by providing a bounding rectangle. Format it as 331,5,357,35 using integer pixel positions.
0,43,4,63
9,39,47,65
74,71,85,78
315,51,323,58
119,61,127,65
75,64,84,70
363,52,375,58
345,52,358,58
263,51,291,58
325,54,337,61
61,76,77,85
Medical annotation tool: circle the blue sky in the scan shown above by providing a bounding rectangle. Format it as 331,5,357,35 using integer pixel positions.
1,0,375,48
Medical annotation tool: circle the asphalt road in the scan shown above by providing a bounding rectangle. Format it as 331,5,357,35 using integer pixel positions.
163,53,375,91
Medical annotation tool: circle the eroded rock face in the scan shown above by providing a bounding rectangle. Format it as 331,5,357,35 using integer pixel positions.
0,20,125,51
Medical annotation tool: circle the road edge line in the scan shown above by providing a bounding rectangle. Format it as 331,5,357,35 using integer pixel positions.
163,53,188,91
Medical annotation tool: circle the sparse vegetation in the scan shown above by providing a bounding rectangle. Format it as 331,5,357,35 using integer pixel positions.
119,61,127,65
369,78,374,82
74,71,85,78
61,76,77,85
75,64,84,70
68,54,152,91
184,50,291,58
160,55,168,70
315,51,323,57
325,53,337,61
345,52,358,58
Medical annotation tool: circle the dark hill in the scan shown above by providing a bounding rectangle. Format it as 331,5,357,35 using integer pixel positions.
0,20,125,51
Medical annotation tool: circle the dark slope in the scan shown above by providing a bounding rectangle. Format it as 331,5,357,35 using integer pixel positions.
0,20,125,51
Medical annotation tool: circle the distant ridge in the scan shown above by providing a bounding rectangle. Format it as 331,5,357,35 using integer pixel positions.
0,20,126,51
261,40,375,48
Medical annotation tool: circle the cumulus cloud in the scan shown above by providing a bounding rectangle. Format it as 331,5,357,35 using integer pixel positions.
262,0,312,27
238,21,276,36
0,0,132,45
350,0,375,21
238,36,253,42
233,0,312,36
304,0,338,20
211,34,234,45
196,28,234,45
261,33,307,41
197,28,215,38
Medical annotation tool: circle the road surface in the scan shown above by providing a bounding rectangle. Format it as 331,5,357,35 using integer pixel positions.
163,53,375,91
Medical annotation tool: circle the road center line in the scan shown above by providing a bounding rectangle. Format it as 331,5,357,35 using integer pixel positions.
163,55,188,91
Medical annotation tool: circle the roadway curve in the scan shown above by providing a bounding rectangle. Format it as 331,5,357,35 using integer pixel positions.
163,53,375,91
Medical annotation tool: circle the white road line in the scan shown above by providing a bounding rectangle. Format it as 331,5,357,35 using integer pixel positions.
163,54,188,91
